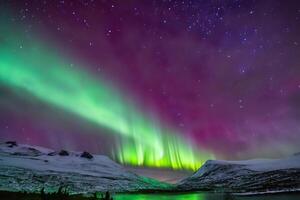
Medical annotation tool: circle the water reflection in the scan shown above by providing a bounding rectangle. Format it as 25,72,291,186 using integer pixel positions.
115,193,203,200
115,192,300,200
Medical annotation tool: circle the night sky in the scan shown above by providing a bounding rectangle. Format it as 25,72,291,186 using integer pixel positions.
1,0,300,170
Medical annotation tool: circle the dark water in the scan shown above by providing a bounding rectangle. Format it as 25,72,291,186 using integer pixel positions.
115,192,300,200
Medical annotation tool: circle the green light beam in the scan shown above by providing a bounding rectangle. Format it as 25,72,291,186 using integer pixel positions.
0,22,214,170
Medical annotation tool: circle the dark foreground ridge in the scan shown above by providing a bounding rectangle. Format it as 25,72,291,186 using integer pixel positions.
0,187,114,200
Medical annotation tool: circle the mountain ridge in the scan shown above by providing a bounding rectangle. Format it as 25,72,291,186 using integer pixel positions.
0,141,171,194
176,153,300,193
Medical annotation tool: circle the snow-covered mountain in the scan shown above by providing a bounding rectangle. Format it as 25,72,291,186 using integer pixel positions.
0,142,170,194
2,141,299,195
177,154,300,193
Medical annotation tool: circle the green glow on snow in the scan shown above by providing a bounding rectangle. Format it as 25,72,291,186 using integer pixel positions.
0,21,213,170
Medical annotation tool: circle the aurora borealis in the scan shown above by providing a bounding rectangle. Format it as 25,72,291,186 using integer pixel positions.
0,16,211,170
1,0,300,171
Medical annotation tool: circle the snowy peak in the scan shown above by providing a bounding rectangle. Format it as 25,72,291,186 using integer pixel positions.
177,154,300,193
191,154,300,178
0,141,171,194
1,141,52,156
0,141,124,176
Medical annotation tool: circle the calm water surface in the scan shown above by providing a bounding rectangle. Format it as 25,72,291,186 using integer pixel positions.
115,192,300,200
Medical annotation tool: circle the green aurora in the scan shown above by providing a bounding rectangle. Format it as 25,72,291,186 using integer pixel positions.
0,22,214,171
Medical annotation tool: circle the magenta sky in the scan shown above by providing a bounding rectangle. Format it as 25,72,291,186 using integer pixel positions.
1,0,300,160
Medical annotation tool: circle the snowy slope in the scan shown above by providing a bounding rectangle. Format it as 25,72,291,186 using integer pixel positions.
177,154,300,193
0,142,170,194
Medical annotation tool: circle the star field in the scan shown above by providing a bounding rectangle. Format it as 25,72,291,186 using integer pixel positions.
1,0,300,163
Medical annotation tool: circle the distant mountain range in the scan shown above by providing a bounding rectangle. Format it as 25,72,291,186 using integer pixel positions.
177,153,300,194
1,141,300,195
0,141,170,194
